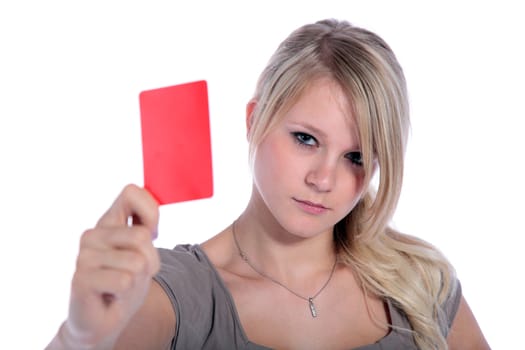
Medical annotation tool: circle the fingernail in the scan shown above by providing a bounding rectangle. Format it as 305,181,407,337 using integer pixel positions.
152,230,159,240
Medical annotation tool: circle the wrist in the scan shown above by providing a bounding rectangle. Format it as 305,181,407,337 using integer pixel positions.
45,322,116,350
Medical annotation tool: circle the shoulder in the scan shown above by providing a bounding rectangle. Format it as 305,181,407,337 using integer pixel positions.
156,244,214,277
441,278,462,336
154,244,218,309
379,230,463,336
153,244,248,349
447,294,491,349
153,245,217,348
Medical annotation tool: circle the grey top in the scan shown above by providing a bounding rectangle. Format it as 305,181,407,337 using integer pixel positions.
154,244,461,350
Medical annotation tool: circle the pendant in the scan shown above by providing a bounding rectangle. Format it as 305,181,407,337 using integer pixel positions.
308,297,317,317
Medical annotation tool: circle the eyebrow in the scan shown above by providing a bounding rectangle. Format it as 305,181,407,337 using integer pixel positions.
290,122,327,139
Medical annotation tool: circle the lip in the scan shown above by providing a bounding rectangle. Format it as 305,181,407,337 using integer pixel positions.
293,198,329,214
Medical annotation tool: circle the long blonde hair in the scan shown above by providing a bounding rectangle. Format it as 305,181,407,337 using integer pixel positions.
247,19,457,349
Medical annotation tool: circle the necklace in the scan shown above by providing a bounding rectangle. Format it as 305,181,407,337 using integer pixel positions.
231,221,338,318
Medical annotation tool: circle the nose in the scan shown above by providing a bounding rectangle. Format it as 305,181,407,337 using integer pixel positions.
305,158,337,192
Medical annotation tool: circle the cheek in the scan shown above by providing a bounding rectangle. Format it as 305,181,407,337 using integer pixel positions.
254,134,296,174
354,173,366,194
253,138,288,189
339,170,367,207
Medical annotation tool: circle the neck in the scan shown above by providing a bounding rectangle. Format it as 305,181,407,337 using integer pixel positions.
233,188,337,283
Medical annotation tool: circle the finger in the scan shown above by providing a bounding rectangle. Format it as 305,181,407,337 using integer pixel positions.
96,184,159,234
79,227,160,275
76,268,136,297
81,226,152,250
76,248,149,275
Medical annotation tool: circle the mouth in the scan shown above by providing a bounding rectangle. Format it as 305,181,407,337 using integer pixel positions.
293,198,330,213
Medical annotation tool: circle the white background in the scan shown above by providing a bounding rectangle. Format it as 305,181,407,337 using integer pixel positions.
1,1,523,348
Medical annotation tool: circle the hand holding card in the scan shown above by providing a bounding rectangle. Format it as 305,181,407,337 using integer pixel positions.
139,80,213,205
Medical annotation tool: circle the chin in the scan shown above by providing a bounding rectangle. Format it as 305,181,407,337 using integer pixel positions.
278,216,335,240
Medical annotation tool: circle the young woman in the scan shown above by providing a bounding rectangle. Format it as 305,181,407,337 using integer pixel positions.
47,19,490,349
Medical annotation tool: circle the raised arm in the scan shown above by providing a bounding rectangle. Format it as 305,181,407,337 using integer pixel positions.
46,184,176,349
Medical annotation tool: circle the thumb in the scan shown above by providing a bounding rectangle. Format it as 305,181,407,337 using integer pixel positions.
96,184,159,235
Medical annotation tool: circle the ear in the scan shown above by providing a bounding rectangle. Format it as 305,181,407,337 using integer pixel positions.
246,99,257,136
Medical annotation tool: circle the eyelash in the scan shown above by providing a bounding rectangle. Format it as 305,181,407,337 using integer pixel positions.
345,152,363,167
292,132,318,147
291,132,363,167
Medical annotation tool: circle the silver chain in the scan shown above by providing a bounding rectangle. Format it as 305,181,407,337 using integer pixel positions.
231,220,338,317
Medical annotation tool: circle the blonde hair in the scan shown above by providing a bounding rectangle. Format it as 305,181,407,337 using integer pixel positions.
248,19,457,349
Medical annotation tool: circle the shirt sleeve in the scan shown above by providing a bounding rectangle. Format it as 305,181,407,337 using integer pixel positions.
153,245,216,349
441,278,462,337
152,245,251,350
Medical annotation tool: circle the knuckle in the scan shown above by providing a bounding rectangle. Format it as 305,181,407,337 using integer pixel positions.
121,184,140,203
79,228,95,246
123,183,140,194
75,249,91,269
132,226,152,245
127,252,147,273
116,272,134,291
71,270,84,290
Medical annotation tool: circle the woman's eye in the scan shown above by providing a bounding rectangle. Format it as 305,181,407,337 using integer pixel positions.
346,152,363,166
292,132,317,147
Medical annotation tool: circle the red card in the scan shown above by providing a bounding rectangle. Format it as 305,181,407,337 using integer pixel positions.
139,80,213,205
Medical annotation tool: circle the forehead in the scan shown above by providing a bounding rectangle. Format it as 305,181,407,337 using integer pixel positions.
282,77,360,147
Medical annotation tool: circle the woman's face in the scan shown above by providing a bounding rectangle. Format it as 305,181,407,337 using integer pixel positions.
251,77,366,238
